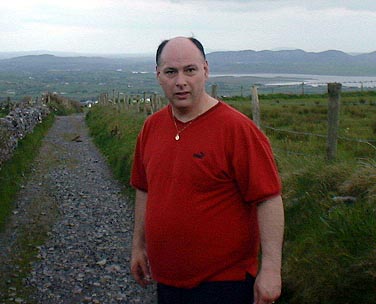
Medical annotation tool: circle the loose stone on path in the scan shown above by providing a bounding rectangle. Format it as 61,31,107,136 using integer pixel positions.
25,114,157,303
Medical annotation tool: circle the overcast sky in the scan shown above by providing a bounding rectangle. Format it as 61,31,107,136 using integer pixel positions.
1,0,376,55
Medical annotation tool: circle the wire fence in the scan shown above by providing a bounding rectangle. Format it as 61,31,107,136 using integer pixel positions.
263,124,376,157
250,83,376,161
263,125,376,145
97,82,375,161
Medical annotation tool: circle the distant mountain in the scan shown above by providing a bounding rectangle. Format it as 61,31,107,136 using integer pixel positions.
0,51,153,60
0,50,375,75
206,49,376,76
0,51,88,60
0,54,154,73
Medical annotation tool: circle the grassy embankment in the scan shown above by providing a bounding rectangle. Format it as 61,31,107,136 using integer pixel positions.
229,92,376,304
86,91,376,304
86,105,145,199
0,96,82,303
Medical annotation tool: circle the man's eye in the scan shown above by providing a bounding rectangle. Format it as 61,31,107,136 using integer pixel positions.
185,68,196,74
165,70,176,75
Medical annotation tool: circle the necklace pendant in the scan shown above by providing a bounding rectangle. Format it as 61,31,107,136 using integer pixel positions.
175,134,180,141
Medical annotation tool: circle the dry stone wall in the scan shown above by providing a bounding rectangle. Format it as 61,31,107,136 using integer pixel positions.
0,103,50,167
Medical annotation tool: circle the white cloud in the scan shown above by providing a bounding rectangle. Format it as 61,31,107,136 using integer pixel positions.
0,0,375,53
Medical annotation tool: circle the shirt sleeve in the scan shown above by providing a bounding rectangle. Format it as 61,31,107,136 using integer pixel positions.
231,122,282,204
130,131,148,192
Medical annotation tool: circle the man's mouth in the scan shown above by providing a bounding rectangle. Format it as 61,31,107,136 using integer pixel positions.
175,92,190,99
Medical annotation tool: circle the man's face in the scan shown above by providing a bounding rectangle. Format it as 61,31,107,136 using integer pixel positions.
156,38,209,112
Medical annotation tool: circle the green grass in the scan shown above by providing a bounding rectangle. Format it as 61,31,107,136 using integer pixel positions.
0,108,8,118
86,106,145,198
226,92,376,161
86,92,376,304
0,113,60,303
0,115,55,230
284,201,376,304
281,159,376,304
0,94,83,301
0,97,81,228
47,94,83,116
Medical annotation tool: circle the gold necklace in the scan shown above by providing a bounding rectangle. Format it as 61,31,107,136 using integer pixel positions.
172,117,193,141
171,102,215,140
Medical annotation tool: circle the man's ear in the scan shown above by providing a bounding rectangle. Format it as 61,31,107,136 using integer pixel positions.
156,66,161,83
204,60,209,79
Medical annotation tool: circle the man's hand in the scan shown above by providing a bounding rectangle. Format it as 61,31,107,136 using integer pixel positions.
131,189,152,288
255,195,284,304
253,268,281,304
131,247,152,288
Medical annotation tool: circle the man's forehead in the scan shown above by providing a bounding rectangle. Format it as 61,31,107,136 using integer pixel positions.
159,53,205,69
159,57,202,68
159,38,205,65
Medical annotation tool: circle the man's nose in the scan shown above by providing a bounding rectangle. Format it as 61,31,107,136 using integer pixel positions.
175,72,187,86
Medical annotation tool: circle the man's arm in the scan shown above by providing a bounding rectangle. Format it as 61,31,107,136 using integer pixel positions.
131,189,152,288
254,195,284,304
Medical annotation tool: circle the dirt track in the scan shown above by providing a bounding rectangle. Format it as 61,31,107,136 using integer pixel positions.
0,114,156,304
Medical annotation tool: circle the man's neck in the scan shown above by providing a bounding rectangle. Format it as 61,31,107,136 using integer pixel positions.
172,95,218,122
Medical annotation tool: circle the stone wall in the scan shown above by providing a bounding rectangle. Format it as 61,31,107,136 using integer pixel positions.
0,103,50,167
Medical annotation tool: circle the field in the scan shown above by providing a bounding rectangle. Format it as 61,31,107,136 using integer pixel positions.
0,70,163,102
86,91,376,304
1,67,375,104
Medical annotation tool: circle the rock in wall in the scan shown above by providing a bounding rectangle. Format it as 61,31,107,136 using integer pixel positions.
0,103,50,167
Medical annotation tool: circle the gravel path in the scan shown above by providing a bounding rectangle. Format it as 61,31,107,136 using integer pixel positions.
4,114,157,303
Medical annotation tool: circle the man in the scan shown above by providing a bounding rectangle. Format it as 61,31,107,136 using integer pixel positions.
130,36,284,304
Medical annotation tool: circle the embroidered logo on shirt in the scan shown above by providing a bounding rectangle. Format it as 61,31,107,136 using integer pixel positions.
193,152,205,159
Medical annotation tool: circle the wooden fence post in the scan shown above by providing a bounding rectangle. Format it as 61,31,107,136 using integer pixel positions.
137,95,141,113
211,84,218,99
251,86,261,129
327,83,342,161
126,95,130,110
156,95,162,111
151,93,157,114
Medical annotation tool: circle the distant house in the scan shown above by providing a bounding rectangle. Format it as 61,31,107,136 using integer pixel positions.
80,100,98,108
